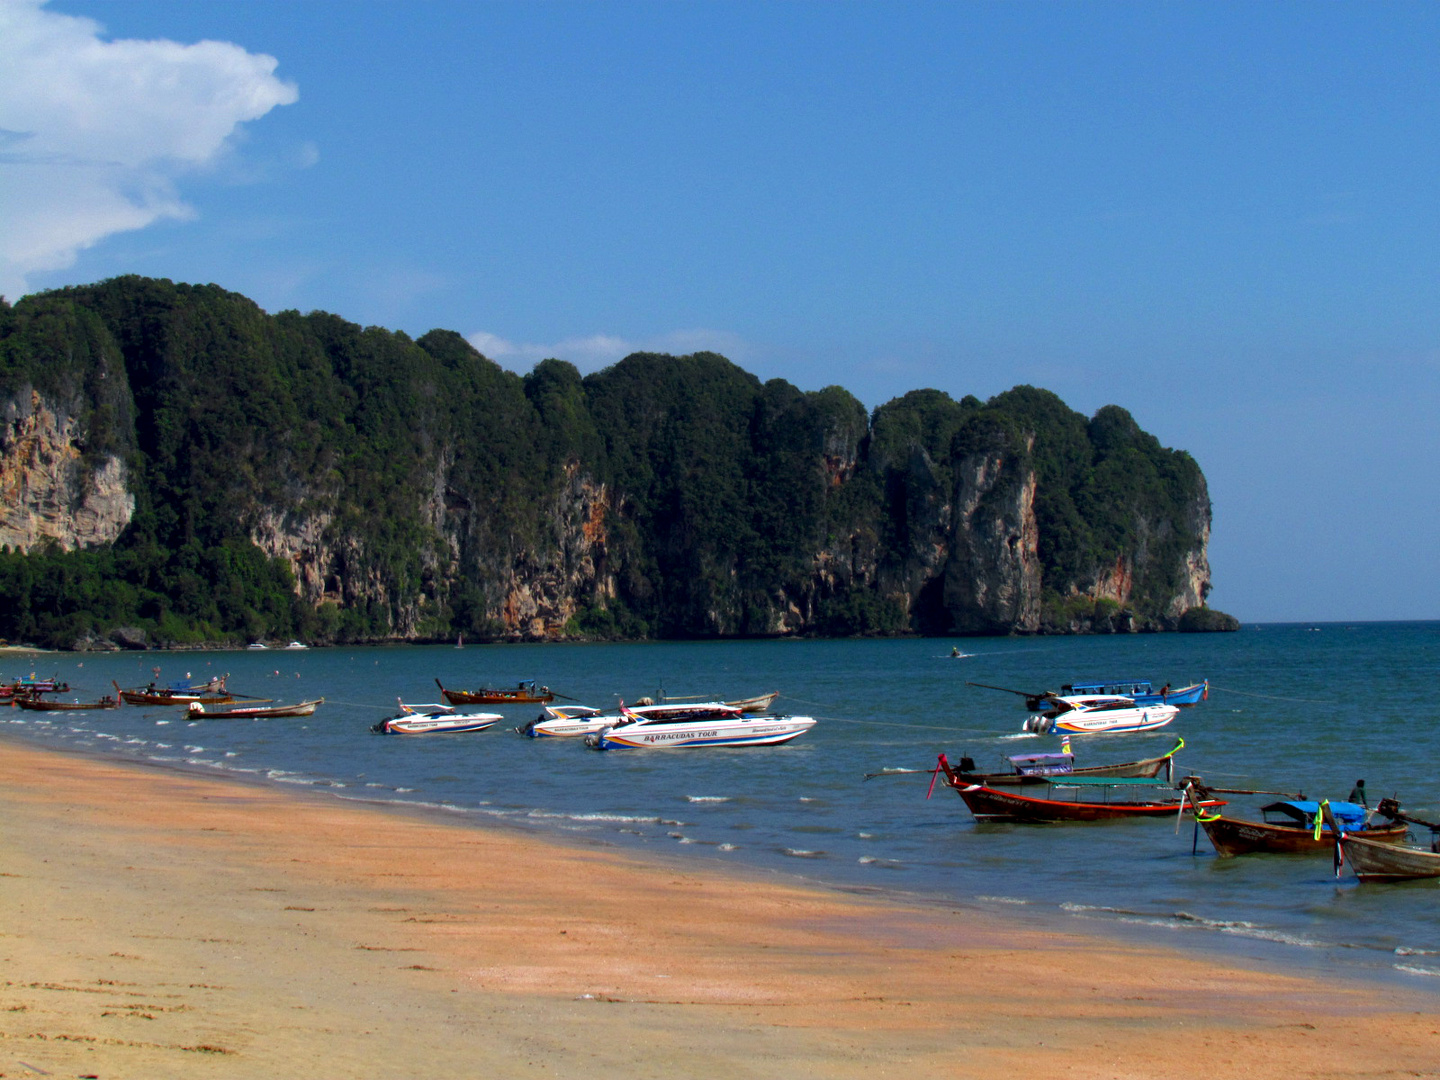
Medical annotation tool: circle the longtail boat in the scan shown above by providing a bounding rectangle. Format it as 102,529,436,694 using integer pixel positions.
724,691,779,714
1325,800,1440,882
1184,783,1409,857
879,737,1186,787
968,679,1207,711
16,695,120,712
187,698,322,719
939,772,1224,823
436,678,554,705
115,675,232,706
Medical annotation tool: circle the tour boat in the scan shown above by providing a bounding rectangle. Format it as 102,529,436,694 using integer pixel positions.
374,702,501,735
583,706,816,750
1021,695,1179,735
524,701,744,738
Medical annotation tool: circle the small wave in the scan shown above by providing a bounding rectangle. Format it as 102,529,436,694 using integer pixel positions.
154,720,170,725
999,732,1039,740
857,832,875,839
686,796,731,803
154,742,172,748
858,856,903,868
1394,964,1440,978
526,809,664,824
977,895,1031,905
798,797,818,802
717,843,737,851
1066,906,1326,949
1396,947,1439,956
782,848,826,859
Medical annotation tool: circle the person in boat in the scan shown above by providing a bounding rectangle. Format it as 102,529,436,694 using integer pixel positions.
1349,779,1367,808
951,647,960,657
1160,683,1171,697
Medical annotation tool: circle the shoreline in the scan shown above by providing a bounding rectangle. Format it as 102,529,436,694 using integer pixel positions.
3,738,1439,1078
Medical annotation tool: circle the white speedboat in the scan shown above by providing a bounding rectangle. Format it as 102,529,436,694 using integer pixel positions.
523,701,745,738
1022,695,1178,736
583,707,816,750
374,702,501,735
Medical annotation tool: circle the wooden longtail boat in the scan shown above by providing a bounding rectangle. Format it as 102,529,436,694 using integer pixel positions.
436,678,554,705
943,775,1224,823
1325,800,1440,882
724,691,779,714
1184,784,1409,857
968,679,1207,711
116,675,232,706
187,698,322,719
870,738,1187,786
16,695,120,712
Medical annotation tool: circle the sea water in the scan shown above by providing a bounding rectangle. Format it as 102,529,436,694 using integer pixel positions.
5,622,1439,986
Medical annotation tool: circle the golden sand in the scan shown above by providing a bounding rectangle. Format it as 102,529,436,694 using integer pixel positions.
1,739,1435,1078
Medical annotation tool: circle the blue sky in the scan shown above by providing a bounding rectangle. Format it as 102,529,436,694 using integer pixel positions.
4,0,1438,622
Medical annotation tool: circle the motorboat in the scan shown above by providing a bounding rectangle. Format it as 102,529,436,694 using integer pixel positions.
583,706,816,750
1022,694,1179,735
523,701,745,738
968,678,1206,711
374,702,501,734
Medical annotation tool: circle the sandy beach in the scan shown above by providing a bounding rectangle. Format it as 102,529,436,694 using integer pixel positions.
1,739,1436,1079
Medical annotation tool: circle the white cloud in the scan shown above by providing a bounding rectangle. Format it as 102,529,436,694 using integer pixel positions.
0,0,298,300
466,328,751,372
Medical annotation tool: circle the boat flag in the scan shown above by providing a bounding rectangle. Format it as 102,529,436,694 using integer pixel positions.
1060,734,1072,756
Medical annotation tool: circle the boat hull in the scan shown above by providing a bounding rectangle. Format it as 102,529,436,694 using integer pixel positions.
1341,835,1440,881
953,782,1222,822
588,716,815,750
1198,815,1410,858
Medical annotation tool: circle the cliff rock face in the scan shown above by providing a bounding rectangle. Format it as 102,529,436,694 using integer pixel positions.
0,389,133,552
942,435,1041,633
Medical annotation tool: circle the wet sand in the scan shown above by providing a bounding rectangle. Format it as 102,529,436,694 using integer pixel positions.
1,738,1436,1079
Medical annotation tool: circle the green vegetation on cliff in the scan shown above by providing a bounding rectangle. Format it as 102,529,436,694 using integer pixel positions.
0,277,1213,648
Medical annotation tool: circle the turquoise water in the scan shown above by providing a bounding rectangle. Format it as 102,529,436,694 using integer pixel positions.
5,623,1439,985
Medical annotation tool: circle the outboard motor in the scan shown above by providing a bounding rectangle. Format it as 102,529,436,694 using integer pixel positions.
1023,714,1054,735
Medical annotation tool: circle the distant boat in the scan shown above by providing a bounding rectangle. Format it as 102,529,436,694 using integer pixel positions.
455,634,464,649
248,642,268,650
283,641,308,650
863,737,1186,786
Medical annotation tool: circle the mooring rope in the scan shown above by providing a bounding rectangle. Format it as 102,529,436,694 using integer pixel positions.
1206,683,1331,705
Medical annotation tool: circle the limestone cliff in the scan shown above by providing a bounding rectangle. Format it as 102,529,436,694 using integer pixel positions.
0,389,133,552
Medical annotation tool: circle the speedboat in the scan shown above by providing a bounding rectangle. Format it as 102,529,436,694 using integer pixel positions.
373,702,501,735
1022,695,1179,735
583,706,816,750
523,701,745,738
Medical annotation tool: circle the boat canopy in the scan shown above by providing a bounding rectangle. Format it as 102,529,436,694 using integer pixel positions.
1045,776,1172,788
1262,800,1369,830
1009,752,1075,776
1063,680,1154,696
